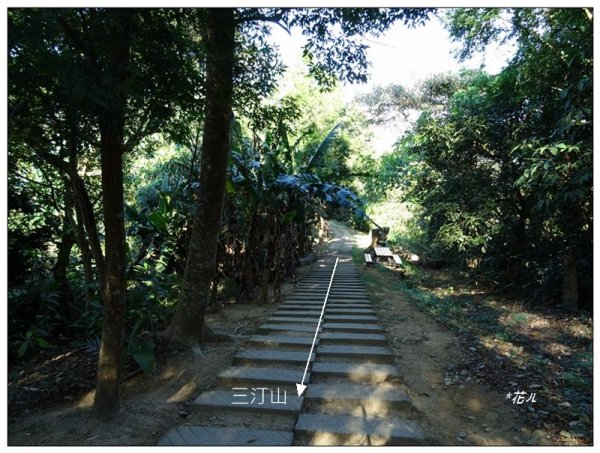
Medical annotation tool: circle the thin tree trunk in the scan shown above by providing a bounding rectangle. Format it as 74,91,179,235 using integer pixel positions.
53,217,75,321
92,10,132,421
65,185,95,308
162,8,235,345
72,175,105,284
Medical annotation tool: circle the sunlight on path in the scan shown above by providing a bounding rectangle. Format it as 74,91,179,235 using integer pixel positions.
326,221,370,255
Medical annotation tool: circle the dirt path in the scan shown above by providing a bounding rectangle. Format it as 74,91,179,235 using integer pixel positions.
327,221,528,445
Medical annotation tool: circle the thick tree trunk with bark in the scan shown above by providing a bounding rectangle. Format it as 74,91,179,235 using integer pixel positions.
92,10,132,421
162,8,236,345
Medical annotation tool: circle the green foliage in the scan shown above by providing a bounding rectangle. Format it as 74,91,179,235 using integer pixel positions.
356,8,592,309
16,327,52,357
287,8,434,88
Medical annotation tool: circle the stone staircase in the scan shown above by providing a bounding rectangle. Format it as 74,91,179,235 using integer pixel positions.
158,257,427,446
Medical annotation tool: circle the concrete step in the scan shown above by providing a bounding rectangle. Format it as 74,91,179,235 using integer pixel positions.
291,293,367,299
326,303,373,309
326,308,375,315
280,296,325,306
323,323,385,333
316,344,394,363
295,414,425,445
297,288,367,293
319,332,387,345
217,366,308,387
269,316,320,324
158,426,293,446
248,335,315,347
235,349,314,365
279,301,373,311
311,362,400,383
323,314,378,323
259,323,317,333
274,310,322,317
327,294,370,298
296,284,365,289
305,383,411,409
274,309,375,317
327,297,373,307
192,389,303,415
276,305,321,311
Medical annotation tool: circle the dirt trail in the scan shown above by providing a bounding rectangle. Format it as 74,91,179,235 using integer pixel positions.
327,221,527,445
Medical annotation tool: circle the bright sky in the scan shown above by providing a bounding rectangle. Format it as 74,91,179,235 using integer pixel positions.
269,13,516,153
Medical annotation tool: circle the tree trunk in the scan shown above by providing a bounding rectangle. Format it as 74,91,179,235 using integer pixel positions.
92,10,132,421
72,175,105,284
65,184,95,308
52,217,75,321
161,8,235,345
563,243,579,311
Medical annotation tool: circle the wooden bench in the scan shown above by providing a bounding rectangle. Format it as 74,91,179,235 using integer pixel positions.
392,254,403,267
364,254,374,265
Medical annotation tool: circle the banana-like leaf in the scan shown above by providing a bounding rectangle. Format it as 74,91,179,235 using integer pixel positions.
303,123,341,172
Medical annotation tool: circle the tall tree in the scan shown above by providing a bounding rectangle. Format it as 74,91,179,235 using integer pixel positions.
162,7,434,345
161,8,236,345
9,8,206,419
92,9,133,420
446,7,592,309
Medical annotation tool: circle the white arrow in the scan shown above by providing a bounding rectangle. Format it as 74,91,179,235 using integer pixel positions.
296,257,339,396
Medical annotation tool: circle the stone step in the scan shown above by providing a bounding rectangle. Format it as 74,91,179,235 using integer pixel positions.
295,414,425,445
274,309,375,317
158,426,293,446
326,303,373,309
217,366,308,387
317,344,395,363
296,284,365,288
324,314,378,323
326,308,375,315
279,301,373,310
235,349,314,365
311,362,400,383
285,298,371,304
297,288,367,293
328,296,371,301
276,305,321,311
280,296,325,306
248,335,315,347
327,297,372,302
274,310,322,317
299,279,356,282
259,323,317,333
290,293,367,299
192,389,303,415
319,332,387,345
269,316,320,324
305,383,411,409
323,323,385,333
